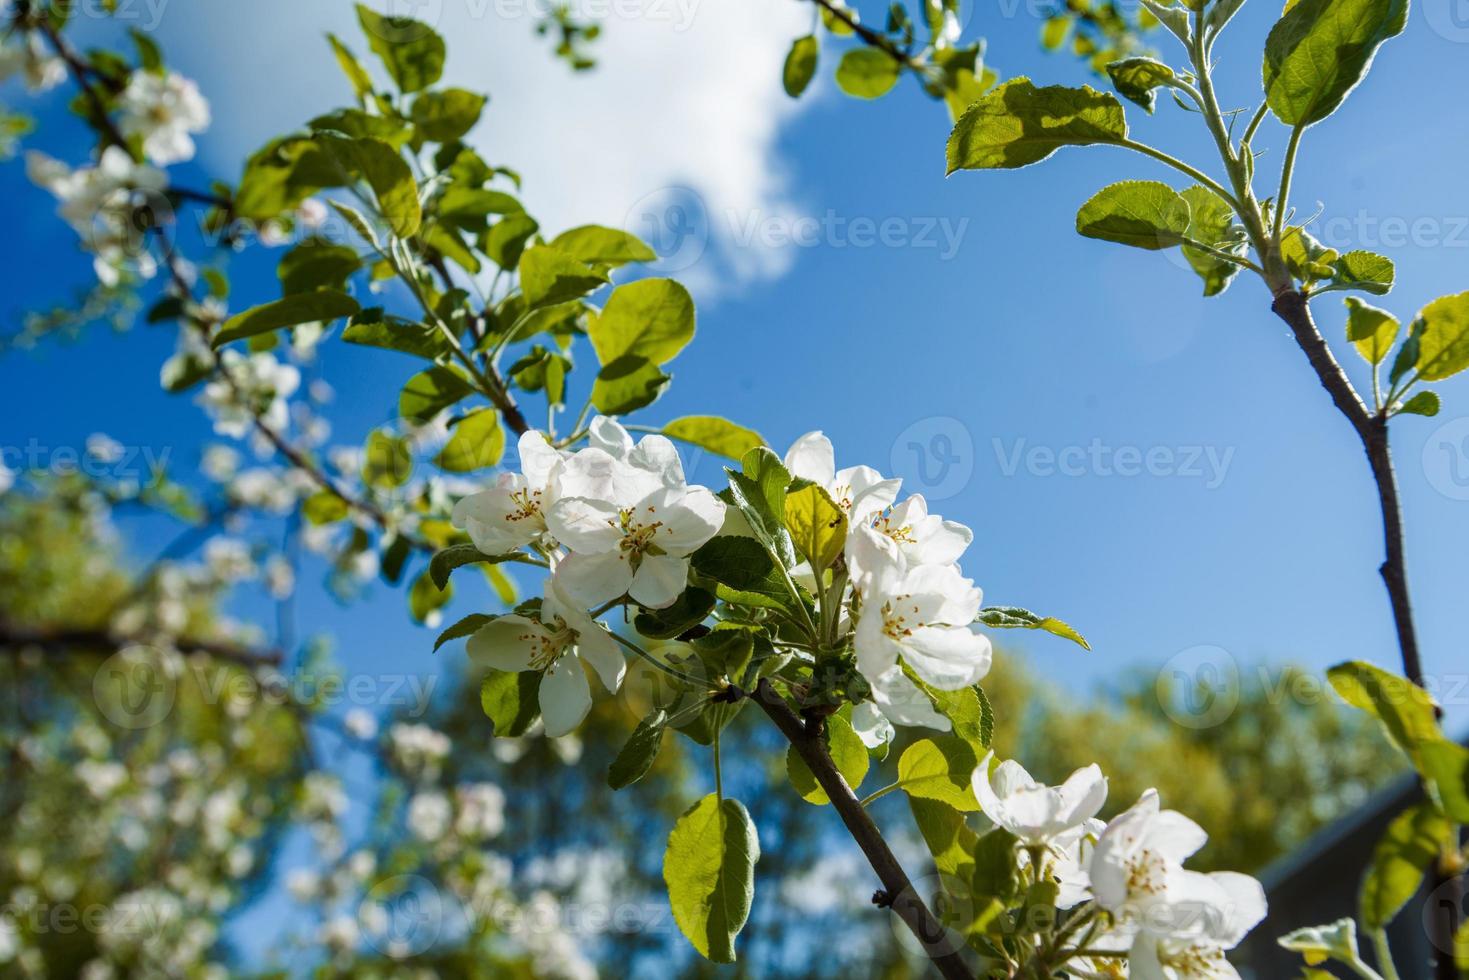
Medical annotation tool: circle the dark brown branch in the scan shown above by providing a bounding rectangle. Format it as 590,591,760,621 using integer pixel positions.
753,679,976,980
1270,290,1424,689
0,620,283,668
805,0,924,74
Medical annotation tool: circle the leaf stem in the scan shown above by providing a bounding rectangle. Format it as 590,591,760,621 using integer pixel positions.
1116,138,1242,212
1273,123,1306,242
608,630,708,687
1370,930,1402,980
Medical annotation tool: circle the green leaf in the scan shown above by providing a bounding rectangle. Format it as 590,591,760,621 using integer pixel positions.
896,735,980,811
399,365,473,423
689,536,793,609
278,240,362,296
410,88,486,143
725,448,798,569
588,278,696,367
1413,291,1469,381
356,3,446,93
327,33,375,101
1105,57,1175,113
212,290,359,348
608,709,668,789
1398,391,1441,417
1327,661,1441,767
976,606,1090,650
1360,802,1453,931
971,826,1021,904
1333,250,1395,296
909,797,980,880
664,794,759,963
1180,185,1244,296
1140,0,1193,47
835,48,901,99
691,628,756,683
363,430,412,488
484,564,517,606
481,669,542,737
634,587,716,640
434,612,496,652
782,35,819,97
484,212,540,268
309,108,412,149
1420,740,1469,823
302,489,350,525
663,416,765,459
783,483,848,572
436,408,505,472
550,225,656,267
342,308,449,359
519,244,609,311
591,355,671,415
1076,180,1192,251
1345,297,1399,366
1278,918,1361,967
429,543,536,590
1388,319,1424,388
786,714,869,805
315,133,421,237
946,77,1127,173
927,684,995,753
408,569,451,624
1262,0,1408,127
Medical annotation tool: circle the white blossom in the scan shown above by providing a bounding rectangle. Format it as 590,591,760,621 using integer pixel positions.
972,752,1107,846
117,71,210,165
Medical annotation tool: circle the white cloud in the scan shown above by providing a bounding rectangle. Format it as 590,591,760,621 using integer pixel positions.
154,0,816,299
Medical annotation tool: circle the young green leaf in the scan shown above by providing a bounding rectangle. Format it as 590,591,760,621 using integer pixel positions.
408,569,451,623
976,606,1090,650
591,355,671,415
302,490,350,525
782,35,819,97
481,669,542,737
549,225,656,267
896,736,980,810
410,88,486,143
342,308,450,359
783,483,848,572
1332,250,1395,296
1360,802,1453,931
587,278,696,367
1076,180,1192,251
212,290,359,348
518,245,609,311
608,709,668,789
662,416,764,459
1105,57,1175,113
356,3,446,94
1179,185,1244,296
1262,0,1408,127
428,543,536,590
947,77,1127,173
436,408,505,472
835,49,901,100
786,713,869,804
278,240,362,296
1345,297,1400,367
909,797,980,880
1397,391,1440,418
327,33,375,101
1327,661,1441,766
664,794,760,963
633,587,716,640
398,365,474,423
315,133,421,237
1412,291,1469,381
363,430,412,489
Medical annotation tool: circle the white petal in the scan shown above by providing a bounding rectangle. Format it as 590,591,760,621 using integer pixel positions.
539,655,592,737
869,666,950,730
629,554,690,609
783,431,835,486
850,702,895,748
546,497,623,553
854,610,902,681
849,475,903,524
846,521,904,590
1202,872,1266,948
588,416,634,458
553,551,633,609
1146,810,1210,865
629,434,686,487
901,625,992,690
1056,764,1109,827
972,751,1008,828
465,616,543,672
452,482,540,554
574,628,626,693
649,486,725,554
519,431,563,488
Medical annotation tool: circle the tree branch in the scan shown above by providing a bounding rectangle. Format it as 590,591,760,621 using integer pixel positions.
0,620,283,668
752,679,976,980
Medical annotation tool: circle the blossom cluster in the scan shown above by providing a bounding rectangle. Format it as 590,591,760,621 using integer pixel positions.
974,755,1266,979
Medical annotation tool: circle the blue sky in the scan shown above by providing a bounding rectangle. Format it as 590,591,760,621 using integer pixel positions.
4,0,1469,740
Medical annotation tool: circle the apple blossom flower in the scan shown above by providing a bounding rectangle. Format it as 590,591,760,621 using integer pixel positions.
851,664,955,748
846,492,973,584
1090,789,1267,966
853,544,991,691
783,431,901,523
0,34,65,92
452,431,567,555
197,350,300,439
117,70,211,165
466,578,626,737
972,751,1107,846
27,147,167,285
